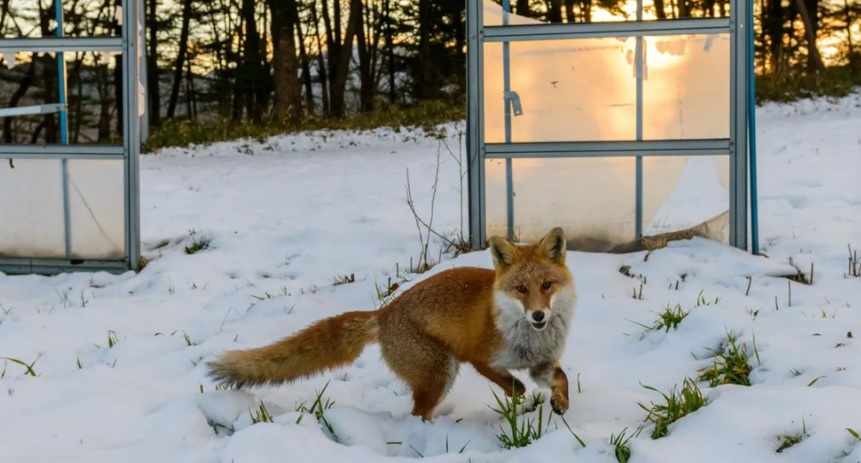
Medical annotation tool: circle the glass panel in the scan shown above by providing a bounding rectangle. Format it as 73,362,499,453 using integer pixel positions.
483,38,637,143
482,32,730,143
0,159,65,258
485,157,639,252
68,160,125,259
642,34,730,139
641,155,729,245
0,51,123,145
2,0,120,37
482,0,732,25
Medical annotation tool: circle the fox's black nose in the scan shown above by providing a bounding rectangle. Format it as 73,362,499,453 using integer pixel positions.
532,311,545,322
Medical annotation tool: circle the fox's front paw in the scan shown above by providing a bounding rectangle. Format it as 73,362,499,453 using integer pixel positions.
550,394,569,415
507,378,527,398
521,390,547,413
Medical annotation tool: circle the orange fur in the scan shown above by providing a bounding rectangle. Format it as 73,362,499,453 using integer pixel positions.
206,227,577,421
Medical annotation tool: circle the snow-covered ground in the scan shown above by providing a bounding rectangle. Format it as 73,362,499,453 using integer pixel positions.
1,92,860,463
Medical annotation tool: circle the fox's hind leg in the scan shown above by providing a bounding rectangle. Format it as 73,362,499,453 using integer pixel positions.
380,330,459,421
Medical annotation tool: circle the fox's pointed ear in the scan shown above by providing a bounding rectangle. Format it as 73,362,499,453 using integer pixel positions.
538,227,567,264
488,236,519,271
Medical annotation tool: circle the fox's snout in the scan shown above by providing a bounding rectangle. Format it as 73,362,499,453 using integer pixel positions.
526,308,550,330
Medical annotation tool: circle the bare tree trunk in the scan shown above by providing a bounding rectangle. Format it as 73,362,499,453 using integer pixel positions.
547,0,563,22
238,0,266,122
766,0,785,74
311,1,330,114
563,0,576,22
268,0,302,124
793,0,824,73
185,56,196,118
415,0,434,99
844,0,858,71
516,0,530,16
653,0,668,18
147,0,160,126
292,3,314,115
167,0,192,118
356,0,374,112
383,0,397,103
329,0,361,117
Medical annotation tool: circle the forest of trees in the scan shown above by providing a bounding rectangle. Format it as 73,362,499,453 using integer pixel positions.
0,0,858,147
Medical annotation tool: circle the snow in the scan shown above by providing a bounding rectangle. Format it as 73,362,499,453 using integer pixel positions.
1,91,860,463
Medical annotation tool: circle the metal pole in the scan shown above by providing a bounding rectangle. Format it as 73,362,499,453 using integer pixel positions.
502,0,515,241
634,0,644,240
467,0,485,250
123,0,142,270
55,0,73,259
747,0,760,255
730,0,750,250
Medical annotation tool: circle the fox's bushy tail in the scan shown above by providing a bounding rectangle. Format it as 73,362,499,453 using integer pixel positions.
206,310,379,388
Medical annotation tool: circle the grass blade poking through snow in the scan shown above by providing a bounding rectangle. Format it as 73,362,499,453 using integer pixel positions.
775,418,808,453
696,330,756,387
638,378,709,439
489,388,553,449
609,425,644,463
295,380,336,439
632,303,691,335
0,356,40,377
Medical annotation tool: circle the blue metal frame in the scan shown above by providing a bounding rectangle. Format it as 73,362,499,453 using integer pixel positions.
747,0,760,255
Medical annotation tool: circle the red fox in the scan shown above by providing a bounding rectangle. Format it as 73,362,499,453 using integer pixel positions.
206,227,577,421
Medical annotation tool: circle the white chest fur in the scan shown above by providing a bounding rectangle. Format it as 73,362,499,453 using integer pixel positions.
490,288,576,370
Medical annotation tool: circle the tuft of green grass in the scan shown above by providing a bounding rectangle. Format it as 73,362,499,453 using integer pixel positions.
489,388,553,449
638,378,709,439
609,425,644,463
184,229,211,255
106,330,119,349
249,401,274,424
775,418,808,453
696,330,756,387
333,273,356,286
295,380,336,438
633,303,690,334
694,290,721,307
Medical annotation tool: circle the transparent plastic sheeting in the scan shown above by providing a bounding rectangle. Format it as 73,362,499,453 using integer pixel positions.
0,160,125,259
482,0,731,249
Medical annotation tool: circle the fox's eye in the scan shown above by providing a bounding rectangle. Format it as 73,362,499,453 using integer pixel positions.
516,285,528,294
542,281,552,290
